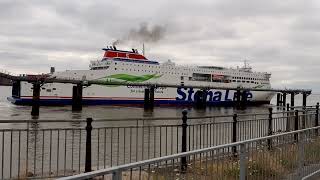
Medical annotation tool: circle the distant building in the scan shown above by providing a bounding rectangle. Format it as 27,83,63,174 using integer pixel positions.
0,77,12,86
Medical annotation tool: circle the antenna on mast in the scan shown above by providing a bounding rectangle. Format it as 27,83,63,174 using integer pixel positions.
142,43,145,56
243,59,252,72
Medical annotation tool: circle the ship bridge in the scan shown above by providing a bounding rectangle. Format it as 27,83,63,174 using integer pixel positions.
99,46,159,66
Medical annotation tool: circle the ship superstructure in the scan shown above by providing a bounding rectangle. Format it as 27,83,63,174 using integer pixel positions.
8,46,275,106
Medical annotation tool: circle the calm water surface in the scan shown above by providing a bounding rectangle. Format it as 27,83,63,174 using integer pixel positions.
0,85,319,178
0,86,318,121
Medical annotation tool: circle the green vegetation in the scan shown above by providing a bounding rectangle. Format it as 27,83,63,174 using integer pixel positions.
143,138,320,180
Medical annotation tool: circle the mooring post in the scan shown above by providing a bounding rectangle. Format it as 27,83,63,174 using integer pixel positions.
181,110,188,171
268,108,273,150
31,83,41,116
315,103,319,136
240,91,247,109
302,93,307,108
236,89,241,109
72,86,77,110
144,88,150,109
72,84,83,111
77,84,83,109
276,93,281,107
232,114,238,156
202,90,207,108
294,110,299,142
290,92,295,109
85,118,93,173
149,86,155,109
282,93,287,109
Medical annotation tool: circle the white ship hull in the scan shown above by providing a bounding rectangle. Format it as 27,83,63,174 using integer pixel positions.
8,47,275,106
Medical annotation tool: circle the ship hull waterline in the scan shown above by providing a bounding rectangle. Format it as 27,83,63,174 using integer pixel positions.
8,86,275,107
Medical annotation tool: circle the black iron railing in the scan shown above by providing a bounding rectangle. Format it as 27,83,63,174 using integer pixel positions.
0,104,318,179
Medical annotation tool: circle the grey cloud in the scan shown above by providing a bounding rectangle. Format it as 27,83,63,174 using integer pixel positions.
1,0,320,92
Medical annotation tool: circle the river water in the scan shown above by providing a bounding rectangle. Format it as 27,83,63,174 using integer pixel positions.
0,85,319,178
2,85,317,121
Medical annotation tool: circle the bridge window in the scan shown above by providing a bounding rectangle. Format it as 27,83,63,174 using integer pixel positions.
191,73,211,82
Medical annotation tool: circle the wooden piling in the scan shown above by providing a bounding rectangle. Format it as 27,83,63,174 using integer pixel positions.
302,93,307,107
72,84,83,111
276,93,281,107
144,88,150,109
291,92,295,109
31,83,40,116
236,89,241,109
149,86,155,109
202,90,207,108
240,90,247,109
282,93,287,108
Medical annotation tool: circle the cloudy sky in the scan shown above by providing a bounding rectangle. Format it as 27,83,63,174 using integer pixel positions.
1,0,320,91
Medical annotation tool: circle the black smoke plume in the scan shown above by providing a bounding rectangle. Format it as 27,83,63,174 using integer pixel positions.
112,23,166,46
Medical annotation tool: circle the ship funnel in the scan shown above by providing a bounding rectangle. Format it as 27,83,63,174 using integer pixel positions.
50,67,55,74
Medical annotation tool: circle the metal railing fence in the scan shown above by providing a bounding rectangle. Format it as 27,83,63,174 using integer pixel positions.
0,105,318,179
58,125,320,180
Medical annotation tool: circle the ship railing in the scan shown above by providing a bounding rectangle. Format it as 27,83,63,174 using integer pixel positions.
0,105,318,179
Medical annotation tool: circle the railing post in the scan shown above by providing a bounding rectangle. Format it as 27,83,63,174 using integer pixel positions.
239,143,247,180
302,107,306,129
181,109,188,171
85,118,93,173
268,108,273,150
232,114,238,156
294,110,299,141
315,103,319,136
297,132,305,179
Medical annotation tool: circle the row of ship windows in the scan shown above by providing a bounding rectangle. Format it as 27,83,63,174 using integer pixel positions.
30,87,57,92
114,68,189,76
114,67,268,81
231,80,269,84
232,76,268,81
113,62,264,78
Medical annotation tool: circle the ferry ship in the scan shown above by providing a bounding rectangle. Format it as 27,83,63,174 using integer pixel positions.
8,46,275,106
